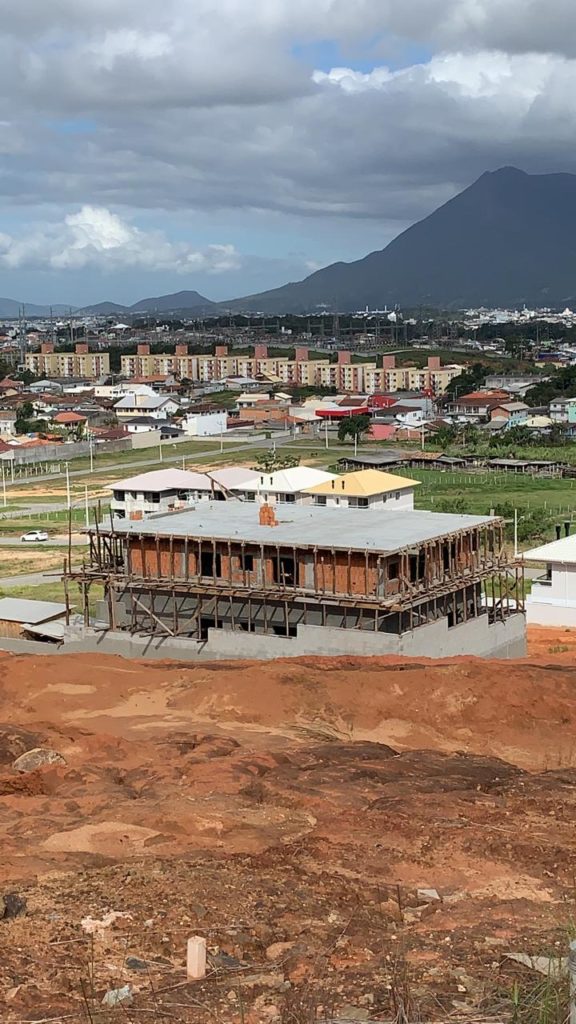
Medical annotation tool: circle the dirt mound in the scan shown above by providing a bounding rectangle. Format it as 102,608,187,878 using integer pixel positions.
0,649,576,1021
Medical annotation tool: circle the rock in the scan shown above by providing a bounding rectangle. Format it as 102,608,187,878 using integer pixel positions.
12,748,66,773
0,727,40,766
102,984,133,1007
266,941,296,961
338,1006,370,1021
81,910,132,935
417,888,441,902
209,950,243,970
1,893,27,919
125,956,149,972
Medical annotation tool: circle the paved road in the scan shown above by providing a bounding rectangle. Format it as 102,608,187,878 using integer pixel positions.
0,537,87,547
0,569,64,588
2,431,303,493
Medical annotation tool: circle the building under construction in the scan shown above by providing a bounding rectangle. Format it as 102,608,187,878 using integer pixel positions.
69,500,526,659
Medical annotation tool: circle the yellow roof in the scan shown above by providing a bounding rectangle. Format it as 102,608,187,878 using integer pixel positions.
304,469,420,497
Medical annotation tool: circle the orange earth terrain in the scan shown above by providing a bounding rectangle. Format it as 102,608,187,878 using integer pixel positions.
0,648,576,1022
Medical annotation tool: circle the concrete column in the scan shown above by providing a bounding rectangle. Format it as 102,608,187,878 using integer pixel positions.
187,936,207,979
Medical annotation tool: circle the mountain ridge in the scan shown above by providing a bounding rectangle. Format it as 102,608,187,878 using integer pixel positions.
4,168,576,315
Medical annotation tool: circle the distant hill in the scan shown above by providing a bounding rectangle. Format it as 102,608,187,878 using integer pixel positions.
128,290,216,313
78,301,130,315
0,298,74,318
224,167,576,312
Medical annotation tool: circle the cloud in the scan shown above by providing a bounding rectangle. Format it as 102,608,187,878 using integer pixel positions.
2,0,576,300
0,206,241,273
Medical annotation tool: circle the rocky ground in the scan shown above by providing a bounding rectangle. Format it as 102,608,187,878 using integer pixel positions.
0,646,575,1022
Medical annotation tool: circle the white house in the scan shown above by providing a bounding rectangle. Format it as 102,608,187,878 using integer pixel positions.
303,469,420,510
0,410,17,437
182,410,227,436
114,393,179,420
524,533,576,626
110,468,220,518
96,382,157,399
232,466,336,504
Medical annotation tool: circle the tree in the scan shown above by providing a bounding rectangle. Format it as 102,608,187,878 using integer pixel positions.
18,400,35,421
337,414,371,444
443,363,487,400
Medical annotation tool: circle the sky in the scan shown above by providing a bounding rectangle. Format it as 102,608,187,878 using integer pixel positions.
2,0,576,306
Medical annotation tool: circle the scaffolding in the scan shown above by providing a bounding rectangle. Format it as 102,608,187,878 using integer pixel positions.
69,518,524,641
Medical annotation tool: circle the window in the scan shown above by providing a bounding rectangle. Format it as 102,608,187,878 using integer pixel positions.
200,551,222,577
357,497,369,508
388,560,399,580
240,552,254,571
315,496,327,506
273,555,295,586
282,493,296,503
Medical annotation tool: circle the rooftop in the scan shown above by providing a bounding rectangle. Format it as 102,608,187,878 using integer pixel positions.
0,597,67,624
304,469,420,497
110,501,498,554
240,466,336,493
523,535,576,564
112,468,214,493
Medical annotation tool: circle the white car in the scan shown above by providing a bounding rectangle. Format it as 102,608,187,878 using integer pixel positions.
20,530,49,543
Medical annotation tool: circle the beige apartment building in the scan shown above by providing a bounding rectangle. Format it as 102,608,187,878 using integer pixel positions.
118,344,460,395
364,355,463,395
25,342,110,379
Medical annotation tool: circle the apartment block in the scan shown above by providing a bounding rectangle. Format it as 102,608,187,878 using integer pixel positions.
118,345,460,395
25,342,110,379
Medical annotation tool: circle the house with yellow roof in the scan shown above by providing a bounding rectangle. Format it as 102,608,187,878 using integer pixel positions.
302,469,420,511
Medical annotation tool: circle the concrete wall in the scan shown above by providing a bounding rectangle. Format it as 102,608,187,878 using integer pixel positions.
526,562,576,626
316,489,414,510
0,610,525,660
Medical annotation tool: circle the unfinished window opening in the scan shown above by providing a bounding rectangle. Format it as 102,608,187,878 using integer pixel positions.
388,560,399,580
271,624,297,637
200,551,222,577
273,554,295,586
239,552,254,572
409,551,426,582
199,616,216,639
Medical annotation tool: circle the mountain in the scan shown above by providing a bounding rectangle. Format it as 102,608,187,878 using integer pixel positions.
79,291,216,315
79,301,130,315
0,298,74,317
128,290,216,313
225,168,576,312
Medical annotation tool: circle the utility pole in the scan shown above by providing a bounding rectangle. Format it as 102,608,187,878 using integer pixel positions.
85,483,89,527
18,306,27,367
65,463,71,509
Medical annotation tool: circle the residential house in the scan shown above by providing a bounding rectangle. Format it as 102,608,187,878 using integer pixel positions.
232,466,337,504
114,393,180,421
489,402,529,426
524,530,576,626
446,391,510,422
550,398,576,424
52,411,87,432
182,410,228,436
0,410,17,436
111,468,221,519
303,469,420,510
